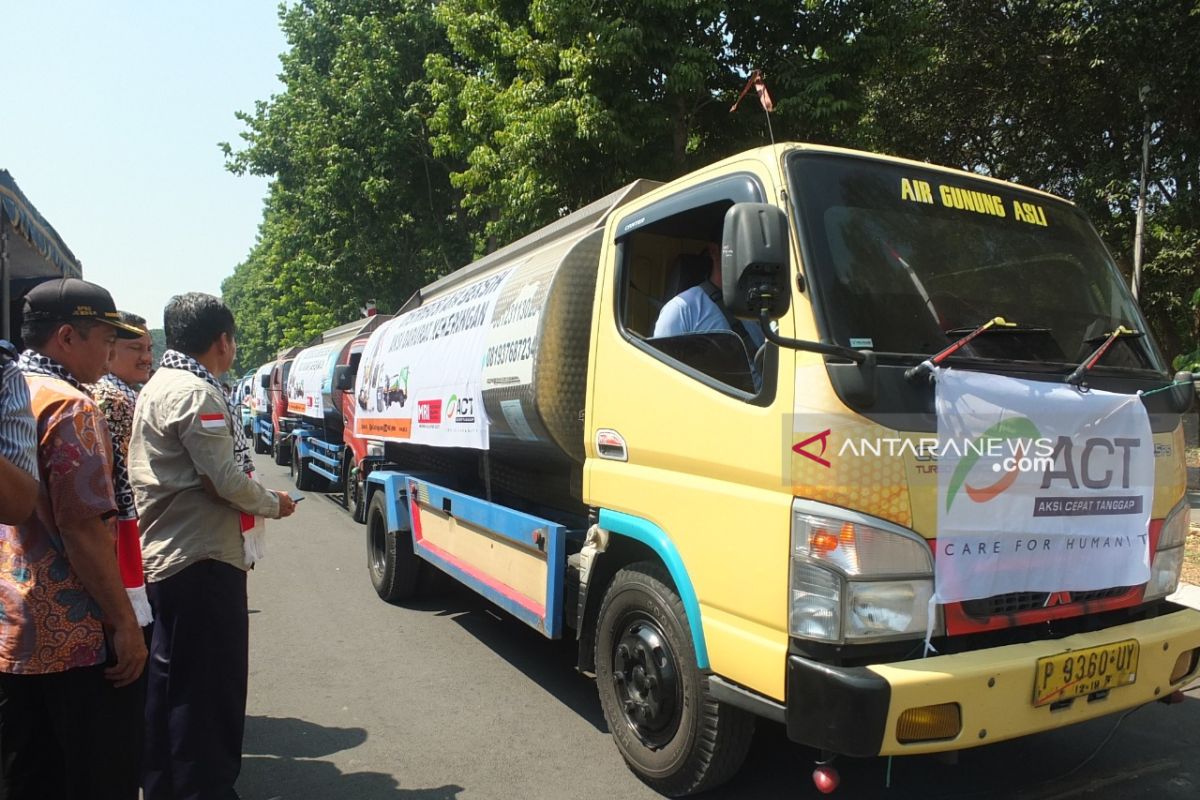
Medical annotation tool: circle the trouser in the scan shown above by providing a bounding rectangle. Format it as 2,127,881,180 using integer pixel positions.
143,559,248,800
0,661,144,800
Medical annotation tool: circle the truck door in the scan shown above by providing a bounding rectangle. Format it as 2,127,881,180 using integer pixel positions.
586,167,799,700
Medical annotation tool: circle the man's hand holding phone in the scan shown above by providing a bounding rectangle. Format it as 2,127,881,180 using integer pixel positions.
275,490,298,517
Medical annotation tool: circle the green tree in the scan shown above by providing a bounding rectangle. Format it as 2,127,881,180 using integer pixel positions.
222,0,471,369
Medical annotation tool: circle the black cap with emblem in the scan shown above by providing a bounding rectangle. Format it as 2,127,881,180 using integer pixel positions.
22,278,144,339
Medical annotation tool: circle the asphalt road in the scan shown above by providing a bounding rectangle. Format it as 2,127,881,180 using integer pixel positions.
238,452,1200,800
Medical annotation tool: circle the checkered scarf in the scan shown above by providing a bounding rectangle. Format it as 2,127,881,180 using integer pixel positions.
160,349,252,474
18,350,86,392
103,373,139,407
90,374,140,520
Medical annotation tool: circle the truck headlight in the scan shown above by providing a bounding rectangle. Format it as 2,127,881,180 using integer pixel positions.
790,501,936,642
847,580,935,639
1145,499,1188,602
366,439,385,458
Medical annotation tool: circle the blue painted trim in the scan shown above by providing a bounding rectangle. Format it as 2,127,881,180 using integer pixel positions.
597,508,709,669
309,463,339,482
366,471,410,533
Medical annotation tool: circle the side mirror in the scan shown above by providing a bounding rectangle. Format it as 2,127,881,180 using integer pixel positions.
333,365,355,391
260,374,270,388
721,203,791,320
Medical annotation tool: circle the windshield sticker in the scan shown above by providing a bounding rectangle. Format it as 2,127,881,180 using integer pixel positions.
900,178,935,204
849,337,874,348
1013,200,1049,227
900,176,1049,227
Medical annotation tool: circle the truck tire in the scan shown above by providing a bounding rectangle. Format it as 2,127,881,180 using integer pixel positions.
349,465,368,525
292,443,325,491
273,436,290,466
337,453,352,510
366,491,422,603
594,562,754,797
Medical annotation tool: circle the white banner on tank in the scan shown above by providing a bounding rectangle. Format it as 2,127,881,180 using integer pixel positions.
933,368,1153,604
286,341,343,419
354,268,514,449
483,278,542,389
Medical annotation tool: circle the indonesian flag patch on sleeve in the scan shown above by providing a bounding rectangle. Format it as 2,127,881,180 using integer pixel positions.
200,413,227,430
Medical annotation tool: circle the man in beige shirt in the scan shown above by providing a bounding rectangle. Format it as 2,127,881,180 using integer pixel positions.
129,292,296,800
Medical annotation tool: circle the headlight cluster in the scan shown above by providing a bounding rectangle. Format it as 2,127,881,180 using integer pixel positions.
790,501,936,642
1145,499,1189,602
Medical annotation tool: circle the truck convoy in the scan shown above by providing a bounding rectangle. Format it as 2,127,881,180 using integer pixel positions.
248,143,1199,796
282,314,391,499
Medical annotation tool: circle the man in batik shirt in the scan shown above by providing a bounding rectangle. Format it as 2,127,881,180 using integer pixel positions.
87,311,155,626
0,278,148,800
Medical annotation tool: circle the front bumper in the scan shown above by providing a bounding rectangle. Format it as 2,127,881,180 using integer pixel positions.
786,606,1200,756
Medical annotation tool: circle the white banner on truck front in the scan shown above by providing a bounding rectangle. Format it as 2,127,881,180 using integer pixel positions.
285,341,343,419
933,368,1153,603
354,268,514,449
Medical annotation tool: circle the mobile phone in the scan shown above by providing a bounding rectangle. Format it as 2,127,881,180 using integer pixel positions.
287,490,305,502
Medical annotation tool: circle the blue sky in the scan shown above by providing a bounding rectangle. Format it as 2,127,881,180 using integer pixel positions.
1,1,287,328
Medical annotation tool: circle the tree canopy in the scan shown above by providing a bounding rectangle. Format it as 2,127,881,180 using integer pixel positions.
223,0,1199,372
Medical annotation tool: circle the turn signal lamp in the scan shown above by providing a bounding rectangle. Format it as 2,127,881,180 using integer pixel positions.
896,703,962,744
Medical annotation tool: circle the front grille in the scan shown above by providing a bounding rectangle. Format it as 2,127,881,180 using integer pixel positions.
961,587,1131,618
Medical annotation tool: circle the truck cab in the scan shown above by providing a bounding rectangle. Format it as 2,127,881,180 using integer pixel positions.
267,346,303,466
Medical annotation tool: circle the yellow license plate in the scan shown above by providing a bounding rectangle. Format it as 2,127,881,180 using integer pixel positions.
1033,639,1139,707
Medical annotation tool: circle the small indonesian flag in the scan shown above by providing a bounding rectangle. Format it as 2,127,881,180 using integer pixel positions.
200,413,226,430
241,472,268,567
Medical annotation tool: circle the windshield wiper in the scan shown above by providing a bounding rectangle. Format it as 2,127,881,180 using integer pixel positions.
904,317,1019,381
1065,325,1142,385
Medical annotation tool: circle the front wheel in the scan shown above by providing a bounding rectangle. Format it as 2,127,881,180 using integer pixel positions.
347,461,368,524
337,453,352,510
366,491,422,603
595,562,754,797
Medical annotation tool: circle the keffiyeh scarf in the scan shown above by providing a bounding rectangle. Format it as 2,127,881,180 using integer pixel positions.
90,374,139,520
18,350,85,392
160,349,252,474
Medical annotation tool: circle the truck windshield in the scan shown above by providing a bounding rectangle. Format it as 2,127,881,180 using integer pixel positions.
787,153,1164,374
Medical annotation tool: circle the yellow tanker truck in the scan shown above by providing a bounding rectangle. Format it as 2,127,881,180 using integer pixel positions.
348,143,1199,795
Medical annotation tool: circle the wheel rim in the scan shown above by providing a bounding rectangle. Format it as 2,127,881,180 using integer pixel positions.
368,510,386,579
610,613,683,749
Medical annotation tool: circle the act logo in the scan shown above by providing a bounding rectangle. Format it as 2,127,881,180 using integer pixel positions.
945,417,1042,511
793,429,832,468
444,394,476,424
